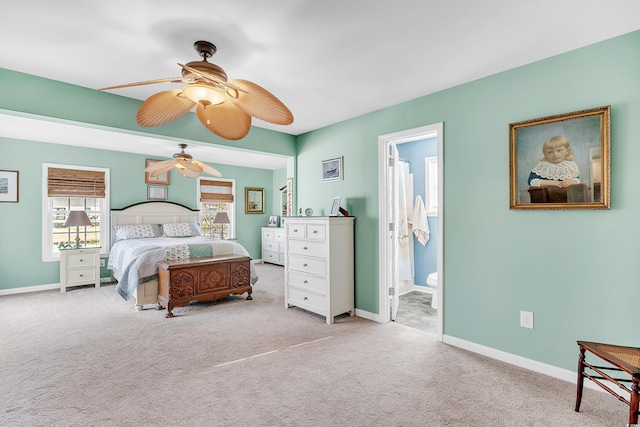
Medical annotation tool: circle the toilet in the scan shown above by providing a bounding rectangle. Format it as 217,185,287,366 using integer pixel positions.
426,272,438,309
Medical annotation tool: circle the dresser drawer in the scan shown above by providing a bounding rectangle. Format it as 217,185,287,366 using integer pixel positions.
305,224,326,241
66,252,97,268
263,240,280,252
287,223,306,239
67,268,97,285
288,286,326,313
288,271,327,295
288,240,326,257
263,250,280,263
288,255,325,276
274,230,285,242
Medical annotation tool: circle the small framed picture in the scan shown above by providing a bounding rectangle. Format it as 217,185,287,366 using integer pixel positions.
145,159,170,185
322,157,343,182
245,187,265,214
268,215,279,227
0,170,19,203
330,196,341,216
147,185,167,200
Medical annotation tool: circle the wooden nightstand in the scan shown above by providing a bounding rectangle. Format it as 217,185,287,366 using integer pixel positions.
60,247,101,292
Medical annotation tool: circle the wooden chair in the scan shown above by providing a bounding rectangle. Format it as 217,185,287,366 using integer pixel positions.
575,341,640,426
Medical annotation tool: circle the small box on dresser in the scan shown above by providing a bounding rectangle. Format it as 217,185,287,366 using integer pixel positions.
261,226,285,266
59,247,101,292
284,216,354,324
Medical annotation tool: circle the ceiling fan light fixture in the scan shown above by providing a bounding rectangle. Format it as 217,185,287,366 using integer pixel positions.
182,84,225,107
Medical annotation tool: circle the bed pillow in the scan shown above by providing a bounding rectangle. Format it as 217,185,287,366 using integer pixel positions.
113,224,162,241
162,222,201,237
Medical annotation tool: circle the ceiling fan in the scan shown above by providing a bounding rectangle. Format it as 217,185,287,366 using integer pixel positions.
100,41,294,140
146,143,222,178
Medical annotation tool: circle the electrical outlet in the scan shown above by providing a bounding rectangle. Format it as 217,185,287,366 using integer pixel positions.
520,310,534,329
100,258,105,267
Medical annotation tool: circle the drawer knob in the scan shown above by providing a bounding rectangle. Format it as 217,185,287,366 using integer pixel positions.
303,280,308,284
303,297,308,301
313,230,318,234
303,247,308,250
293,228,299,232
79,259,84,262
303,263,308,267
79,274,83,277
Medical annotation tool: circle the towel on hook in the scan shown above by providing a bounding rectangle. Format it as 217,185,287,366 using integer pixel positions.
412,195,430,246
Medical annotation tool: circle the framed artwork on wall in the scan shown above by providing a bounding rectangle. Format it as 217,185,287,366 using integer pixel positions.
322,157,343,182
0,170,18,203
245,187,264,214
147,185,167,200
509,105,611,210
145,159,170,185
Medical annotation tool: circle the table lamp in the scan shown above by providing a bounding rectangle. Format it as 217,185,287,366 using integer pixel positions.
213,212,230,239
64,211,92,248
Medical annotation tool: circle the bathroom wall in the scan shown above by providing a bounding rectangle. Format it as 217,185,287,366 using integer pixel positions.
397,137,438,287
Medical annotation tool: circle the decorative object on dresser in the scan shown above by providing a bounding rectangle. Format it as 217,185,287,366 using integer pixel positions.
213,211,230,239
64,210,93,248
262,226,285,266
268,215,279,227
284,216,355,324
60,247,101,292
157,255,252,318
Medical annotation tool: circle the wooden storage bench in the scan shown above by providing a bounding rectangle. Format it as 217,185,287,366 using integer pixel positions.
157,255,252,318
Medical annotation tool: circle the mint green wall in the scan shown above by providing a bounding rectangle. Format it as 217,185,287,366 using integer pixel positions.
296,31,640,371
0,138,274,289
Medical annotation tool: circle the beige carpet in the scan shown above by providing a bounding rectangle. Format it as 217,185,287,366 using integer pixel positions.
1,263,626,426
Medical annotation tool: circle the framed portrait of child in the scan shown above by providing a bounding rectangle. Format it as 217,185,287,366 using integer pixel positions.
509,105,610,210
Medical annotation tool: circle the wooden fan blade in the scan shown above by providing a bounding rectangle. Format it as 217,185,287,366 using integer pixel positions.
176,166,201,178
228,79,294,125
192,160,222,177
99,76,188,91
175,158,203,173
145,159,176,175
196,103,252,140
136,90,196,127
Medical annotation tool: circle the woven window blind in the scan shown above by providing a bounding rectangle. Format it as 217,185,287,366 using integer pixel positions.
48,167,106,198
200,180,234,203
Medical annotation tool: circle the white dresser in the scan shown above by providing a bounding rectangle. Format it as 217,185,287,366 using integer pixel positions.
261,227,285,266
60,247,101,292
284,216,354,324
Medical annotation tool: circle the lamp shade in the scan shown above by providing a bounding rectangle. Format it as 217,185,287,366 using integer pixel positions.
64,211,92,227
213,212,230,224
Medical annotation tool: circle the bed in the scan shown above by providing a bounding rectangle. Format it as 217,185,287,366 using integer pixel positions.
108,201,257,311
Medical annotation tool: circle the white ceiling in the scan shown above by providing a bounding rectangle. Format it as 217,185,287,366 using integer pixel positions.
1,1,639,168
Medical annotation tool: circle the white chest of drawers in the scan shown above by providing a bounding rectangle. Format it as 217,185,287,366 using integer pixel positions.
261,227,285,266
284,216,354,324
60,247,101,292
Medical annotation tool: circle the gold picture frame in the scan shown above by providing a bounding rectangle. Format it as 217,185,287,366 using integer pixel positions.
509,105,611,210
245,187,264,214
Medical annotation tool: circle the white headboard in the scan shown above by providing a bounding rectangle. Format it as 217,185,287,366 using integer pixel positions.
110,202,200,247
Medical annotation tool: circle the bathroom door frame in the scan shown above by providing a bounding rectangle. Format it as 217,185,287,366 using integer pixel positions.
377,122,444,341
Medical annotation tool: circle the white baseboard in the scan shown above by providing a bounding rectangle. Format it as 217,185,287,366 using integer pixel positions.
0,283,60,296
443,335,605,393
355,308,383,323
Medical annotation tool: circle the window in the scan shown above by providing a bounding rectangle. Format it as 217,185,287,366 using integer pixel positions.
424,156,438,216
42,164,110,261
198,178,235,239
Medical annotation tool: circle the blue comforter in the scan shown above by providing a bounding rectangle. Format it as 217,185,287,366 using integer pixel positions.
108,236,257,301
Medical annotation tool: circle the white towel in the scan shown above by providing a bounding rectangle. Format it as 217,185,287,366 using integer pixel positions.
412,195,430,246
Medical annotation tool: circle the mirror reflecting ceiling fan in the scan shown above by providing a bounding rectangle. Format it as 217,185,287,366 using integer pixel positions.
100,41,293,140
146,144,221,178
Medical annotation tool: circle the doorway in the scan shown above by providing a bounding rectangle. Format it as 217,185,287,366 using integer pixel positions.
377,123,444,341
